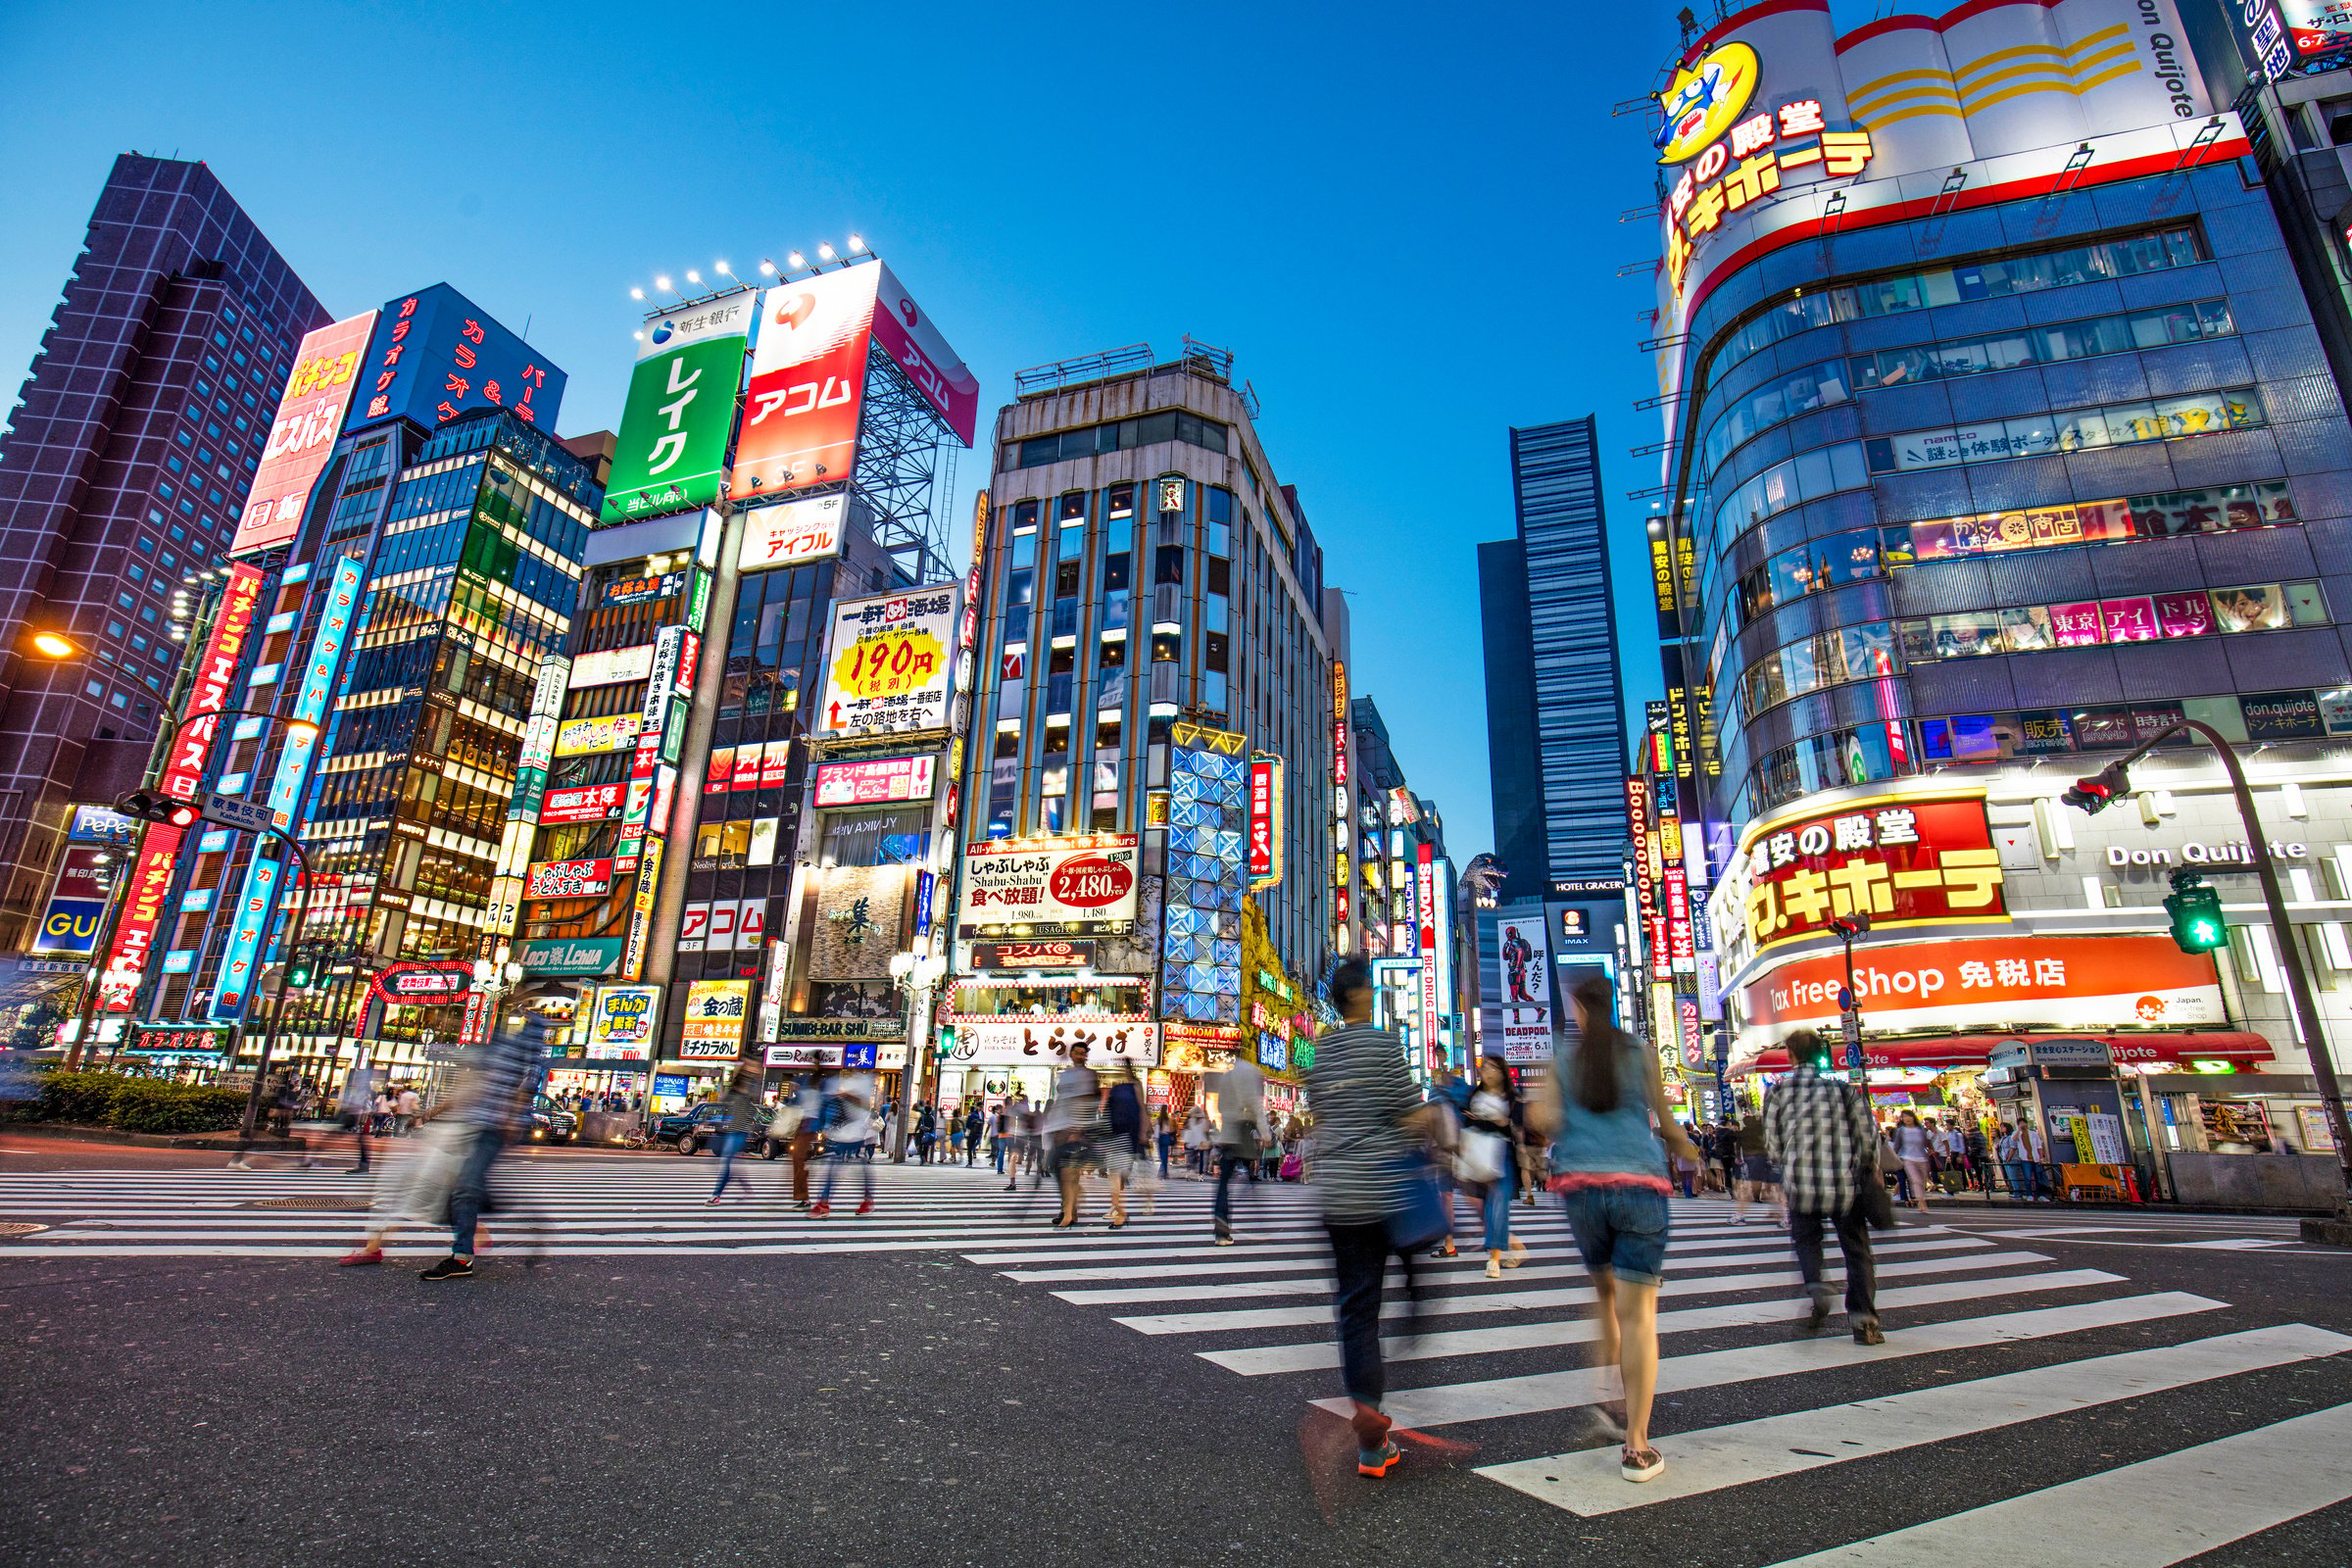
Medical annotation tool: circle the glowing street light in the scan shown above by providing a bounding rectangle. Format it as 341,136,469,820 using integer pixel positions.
28,632,77,659
815,242,836,262
846,233,865,254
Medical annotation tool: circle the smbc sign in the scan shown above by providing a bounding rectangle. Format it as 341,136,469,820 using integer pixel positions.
601,293,756,525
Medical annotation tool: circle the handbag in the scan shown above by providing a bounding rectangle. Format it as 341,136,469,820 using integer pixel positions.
1387,1149,1449,1253
1856,1149,1896,1230
1454,1127,1508,1185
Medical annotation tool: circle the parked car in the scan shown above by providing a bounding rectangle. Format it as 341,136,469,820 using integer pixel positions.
527,1095,579,1144
664,1102,771,1155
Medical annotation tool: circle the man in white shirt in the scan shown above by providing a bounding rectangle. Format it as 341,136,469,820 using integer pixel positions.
2016,1119,2050,1200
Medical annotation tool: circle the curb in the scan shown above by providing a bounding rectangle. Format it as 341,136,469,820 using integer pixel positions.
3,1122,310,1152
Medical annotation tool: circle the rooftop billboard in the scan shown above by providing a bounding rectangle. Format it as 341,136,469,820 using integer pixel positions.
227,311,377,559
601,292,755,525
349,283,566,434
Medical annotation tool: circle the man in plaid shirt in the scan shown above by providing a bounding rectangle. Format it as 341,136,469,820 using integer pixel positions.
1762,1029,1883,1345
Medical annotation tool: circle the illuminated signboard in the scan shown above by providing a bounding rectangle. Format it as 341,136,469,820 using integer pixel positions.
96,825,182,1012
602,292,754,525
263,555,365,829
161,562,267,799
816,585,957,738
525,858,616,900
1248,755,1284,887
814,753,937,808
738,492,848,573
681,979,753,1059
349,283,564,433
540,782,626,826
228,312,377,558
1628,776,1666,977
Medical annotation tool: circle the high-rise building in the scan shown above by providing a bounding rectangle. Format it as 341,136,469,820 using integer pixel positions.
1348,693,1461,1075
950,342,1340,1120
1479,417,1634,904
1645,0,2341,1112
0,155,324,948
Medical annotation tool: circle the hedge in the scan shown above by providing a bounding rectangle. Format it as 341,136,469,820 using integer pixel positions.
25,1070,248,1135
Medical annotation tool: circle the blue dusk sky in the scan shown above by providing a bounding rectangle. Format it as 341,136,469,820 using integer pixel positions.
0,0,1779,866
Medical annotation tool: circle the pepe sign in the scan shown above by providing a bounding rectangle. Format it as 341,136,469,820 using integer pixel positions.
957,835,1142,930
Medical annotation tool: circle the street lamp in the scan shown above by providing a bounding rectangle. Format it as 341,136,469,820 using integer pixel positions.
27,632,77,660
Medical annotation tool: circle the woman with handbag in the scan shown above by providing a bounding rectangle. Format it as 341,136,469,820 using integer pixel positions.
1529,972,1703,1486
1462,1054,1528,1279
1304,957,1445,1481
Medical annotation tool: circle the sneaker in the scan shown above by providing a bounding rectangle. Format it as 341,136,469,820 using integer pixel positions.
1621,1446,1665,1483
1356,1440,1402,1478
1214,1236,1237,1247
855,1200,874,1216
1853,1319,1886,1347
1486,1258,1503,1279
418,1255,472,1282
336,1247,383,1267
809,1200,832,1217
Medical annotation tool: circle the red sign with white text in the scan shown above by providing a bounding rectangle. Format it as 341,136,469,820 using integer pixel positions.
1249,759,1277,880
733,270,878,499
229,312,377,558
161,562,267,799
1739,794,2006,956
97,825,184,1012
540,782,625,826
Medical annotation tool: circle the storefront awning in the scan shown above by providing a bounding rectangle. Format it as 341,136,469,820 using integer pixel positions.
1733,1031,2276,1076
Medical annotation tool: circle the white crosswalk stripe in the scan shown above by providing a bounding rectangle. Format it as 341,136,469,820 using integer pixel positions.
6,1161,2347,1558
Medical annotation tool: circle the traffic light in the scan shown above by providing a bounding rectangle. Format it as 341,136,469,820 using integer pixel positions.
2163,869,2229,955
116,789,199,828
285,960,316,990
2062,763,2131,815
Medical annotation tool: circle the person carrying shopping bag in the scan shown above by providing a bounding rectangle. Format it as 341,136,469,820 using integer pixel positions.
1460,1054,1527,1278
1306,957,1446,1480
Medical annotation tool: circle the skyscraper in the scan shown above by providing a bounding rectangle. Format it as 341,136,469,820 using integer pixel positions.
0,155,324,948
1480,416,1632,900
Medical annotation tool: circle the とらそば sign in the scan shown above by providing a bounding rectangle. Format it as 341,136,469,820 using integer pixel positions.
942,1019,1159,1067
956,837,1141,930
816,586,957,738
1724,790,2007,967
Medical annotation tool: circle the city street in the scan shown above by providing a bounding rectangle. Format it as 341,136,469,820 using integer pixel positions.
2,1144,2349,1565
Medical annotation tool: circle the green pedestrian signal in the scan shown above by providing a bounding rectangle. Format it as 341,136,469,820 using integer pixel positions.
286,961,315,990
2162,870,2228,955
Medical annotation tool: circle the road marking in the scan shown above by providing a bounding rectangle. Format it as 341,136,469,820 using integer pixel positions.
1760,1397,2352,1566
1312,1292,2227,1429
1123,1250,2058,1335
1479,1322,2352,1515
1202,1270,2121,1374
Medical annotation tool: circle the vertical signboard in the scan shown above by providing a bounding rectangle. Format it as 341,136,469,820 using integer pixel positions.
733,269,883,499
349,283,565,432
620,838,664,983
1628,776,1664,979
264,555,365,829
229,312,377,559
616,626,694,869
162,562,268,800
601,293,755,525
97,826,183,1012
1248,755,1284,888
210,856,283,1018
1416,844,1440,1066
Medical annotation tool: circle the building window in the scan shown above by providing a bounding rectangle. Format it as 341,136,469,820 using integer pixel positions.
1154,545,1185,586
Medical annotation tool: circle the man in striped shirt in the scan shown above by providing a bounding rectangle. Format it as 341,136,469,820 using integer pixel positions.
1761,1029,1883,1344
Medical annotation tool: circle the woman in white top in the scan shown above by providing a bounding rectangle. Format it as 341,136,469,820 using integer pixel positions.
1891,1110,1934,1215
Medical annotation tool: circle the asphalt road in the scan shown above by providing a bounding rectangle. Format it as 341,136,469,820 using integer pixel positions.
2,1140,2349,1567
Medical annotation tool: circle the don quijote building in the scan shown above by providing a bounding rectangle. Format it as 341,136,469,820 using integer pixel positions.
1639,0,2352,1206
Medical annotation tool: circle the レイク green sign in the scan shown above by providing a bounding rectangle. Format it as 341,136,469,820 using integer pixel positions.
601,293,756,525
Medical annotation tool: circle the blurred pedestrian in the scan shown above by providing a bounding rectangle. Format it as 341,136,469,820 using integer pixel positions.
914,1102,939,1164
709,1062,761,1204
962,1102,984,1166
1892,1110,1933,1215
417,1010,547,1281
1464,1054,1528,1278
1305,957,1443,1481
1762,1028,1883,1346
1002,1092,1033,1191
784,1077,820,1207
809,1068,876,1217
1154,1107,1175,1179
338,1063,379,1175
1047,1043,1101,1228
1181,1104,1209,1177
1532,972,1701,1486
1210,1054,1266,1245
1101,1059,1145,1228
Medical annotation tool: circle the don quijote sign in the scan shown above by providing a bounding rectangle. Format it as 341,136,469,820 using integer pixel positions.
956,836,1141,929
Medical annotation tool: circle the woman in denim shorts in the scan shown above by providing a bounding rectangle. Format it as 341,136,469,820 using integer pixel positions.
1532,972,1704,1485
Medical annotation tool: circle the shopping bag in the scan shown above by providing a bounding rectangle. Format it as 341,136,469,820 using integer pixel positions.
1387,1151,1448,1253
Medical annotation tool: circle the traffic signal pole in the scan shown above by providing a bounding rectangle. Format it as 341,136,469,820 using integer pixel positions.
2067,719,2352,1211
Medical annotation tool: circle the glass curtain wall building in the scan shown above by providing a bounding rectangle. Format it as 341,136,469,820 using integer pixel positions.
1480,416,1634,903
0,155,323,948
152,409,595,1079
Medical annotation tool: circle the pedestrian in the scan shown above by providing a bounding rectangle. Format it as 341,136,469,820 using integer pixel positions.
1101,1060,1145,1228
1002,1093,1032,1191
1892,1109,1934,1215
1154,1107,1175,1180
1530,971,1701,1485
338,1063,378,1174
1879,1122,1906,1202
1305,956,1444,1481
1762,1027,1884,1346
809,1069,876,1217
915,1102,938,1165
784,1077,820,1207
2017,1116,2052,1200
1181,1104,1209,1177
414,1009,547,1281
396,1083,420,1135
1209,1054,1266,1244
962,1102,984,1166
1669,1130,1698,1200
1963,1119,1991,1195
1735,1111,1783,1225
1711,1119,1740,1198
1463,1054,1528,1278
1047,1044,1101,1228
708,1062,761,1204
984,1101,1004,1172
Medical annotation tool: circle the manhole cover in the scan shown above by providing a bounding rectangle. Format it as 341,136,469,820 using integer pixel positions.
239,1198,370,1211
0,1222,47,1237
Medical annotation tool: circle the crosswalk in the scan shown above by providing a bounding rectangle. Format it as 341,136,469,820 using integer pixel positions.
4,1155,2349,1559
